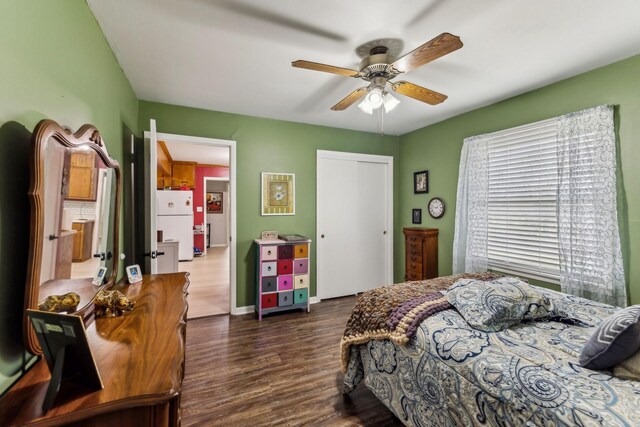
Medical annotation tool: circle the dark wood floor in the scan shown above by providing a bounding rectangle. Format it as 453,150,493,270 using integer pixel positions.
182,296,403,426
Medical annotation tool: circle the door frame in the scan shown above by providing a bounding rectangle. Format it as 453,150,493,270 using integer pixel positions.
202,176,230,253
144,130,238,315
316,150,393,302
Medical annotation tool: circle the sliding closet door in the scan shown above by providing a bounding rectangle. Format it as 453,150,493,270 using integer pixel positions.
317,151,393,300
355,161,389,293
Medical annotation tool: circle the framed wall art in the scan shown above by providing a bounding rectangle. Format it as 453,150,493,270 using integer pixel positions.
414,170,429,194
207,191,223,213
412,208,422,224
261,172,295,215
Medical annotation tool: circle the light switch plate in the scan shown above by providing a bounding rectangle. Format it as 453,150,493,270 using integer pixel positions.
196,206,203,212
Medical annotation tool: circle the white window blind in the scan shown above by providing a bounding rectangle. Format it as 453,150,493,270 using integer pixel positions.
486,118,560,283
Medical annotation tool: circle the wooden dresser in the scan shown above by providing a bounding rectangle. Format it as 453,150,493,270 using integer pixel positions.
403,228,438,281
0,273,189,427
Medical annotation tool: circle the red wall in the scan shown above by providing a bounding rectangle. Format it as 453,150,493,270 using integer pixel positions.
193,166,229,250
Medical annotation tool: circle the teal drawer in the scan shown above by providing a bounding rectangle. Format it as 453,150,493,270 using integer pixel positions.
293,288,308,304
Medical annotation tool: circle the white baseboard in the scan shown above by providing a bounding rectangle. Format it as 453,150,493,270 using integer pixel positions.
233,297,320,314
232,305,254,315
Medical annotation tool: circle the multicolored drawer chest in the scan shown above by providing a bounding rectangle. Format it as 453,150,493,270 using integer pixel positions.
254,238,311,320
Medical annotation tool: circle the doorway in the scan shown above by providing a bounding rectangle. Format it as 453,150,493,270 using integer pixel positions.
316,150,393,300
144,123,237,317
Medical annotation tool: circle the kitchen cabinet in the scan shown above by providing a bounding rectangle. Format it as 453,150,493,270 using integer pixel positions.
72,220,95,262
171,161,196,189
67,152,97,200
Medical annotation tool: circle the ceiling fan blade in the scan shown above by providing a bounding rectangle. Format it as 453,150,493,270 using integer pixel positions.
391,33,462,73
331,88,368,111
391,81,448,105
292,60,359,77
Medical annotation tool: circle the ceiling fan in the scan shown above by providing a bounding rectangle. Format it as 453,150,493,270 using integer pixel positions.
292,33,463,113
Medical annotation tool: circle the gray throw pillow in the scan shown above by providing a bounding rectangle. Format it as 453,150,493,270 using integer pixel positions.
580,305,640,370
446,277,553,332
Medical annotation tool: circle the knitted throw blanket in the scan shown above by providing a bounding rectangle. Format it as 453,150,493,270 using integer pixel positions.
340,272,504,372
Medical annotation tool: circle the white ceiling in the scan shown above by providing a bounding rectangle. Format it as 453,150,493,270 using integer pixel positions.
162,138,229,166
88,0,640,136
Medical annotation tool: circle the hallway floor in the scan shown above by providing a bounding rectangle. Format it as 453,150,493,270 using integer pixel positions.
180,246,230,319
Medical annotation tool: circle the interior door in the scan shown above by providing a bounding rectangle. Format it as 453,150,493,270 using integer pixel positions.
317,152,392,299
317,158,358,299
144,119,158,273
355,161,389,293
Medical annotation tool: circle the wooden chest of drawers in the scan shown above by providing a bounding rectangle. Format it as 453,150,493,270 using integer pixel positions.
403,227,438,281
255,238,311,320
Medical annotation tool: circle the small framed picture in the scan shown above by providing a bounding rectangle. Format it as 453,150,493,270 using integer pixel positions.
206,191,223,213
412,208,422,224
92,266,108,286
414,170,429,194
125,264,142,284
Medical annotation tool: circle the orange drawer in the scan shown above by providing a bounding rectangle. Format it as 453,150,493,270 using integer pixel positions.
294,244,308,258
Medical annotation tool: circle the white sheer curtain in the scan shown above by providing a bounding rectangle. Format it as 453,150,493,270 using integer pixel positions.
556,105,626,307
452,134,489,274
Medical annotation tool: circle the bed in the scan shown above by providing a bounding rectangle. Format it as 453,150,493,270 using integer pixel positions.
342,273,640,427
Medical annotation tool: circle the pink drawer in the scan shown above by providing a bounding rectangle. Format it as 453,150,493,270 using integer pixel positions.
278,275,294,291
277,259,293,275
261,245,277,261
293,259,308,274
294,274,309,289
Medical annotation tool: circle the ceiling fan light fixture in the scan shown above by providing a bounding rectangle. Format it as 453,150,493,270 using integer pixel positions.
365,86,384,108
383,92,400,113
358,98,374,115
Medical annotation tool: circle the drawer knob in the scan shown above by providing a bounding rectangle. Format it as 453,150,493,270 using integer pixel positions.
268,266,272,271
299,279,303,284
267,250,272,255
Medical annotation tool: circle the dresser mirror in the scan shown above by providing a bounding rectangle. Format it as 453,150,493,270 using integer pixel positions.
24,120,121,355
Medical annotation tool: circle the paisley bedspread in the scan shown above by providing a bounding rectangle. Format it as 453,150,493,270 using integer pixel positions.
343,287,640,426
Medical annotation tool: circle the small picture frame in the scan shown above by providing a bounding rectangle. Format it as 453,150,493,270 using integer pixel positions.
125,264,142,284
92,266,108,286
206,191,223,213
261,172,295,216
261,231,279,240
412,208,422,224
414,170,429,194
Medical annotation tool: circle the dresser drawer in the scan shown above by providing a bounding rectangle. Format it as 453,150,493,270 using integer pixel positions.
294,244,308,258
294,274,309,289
261,245,278,261
294,288,308,304
408,242,422,253
293,258,308,274
278,291,294,307
406,270,422,281
278,275,294,291
277,259,293,275
262,293,277,309
261,261,277,277
408,254,422,264
407,261,422,273
278,245,294,259
261,277,277,293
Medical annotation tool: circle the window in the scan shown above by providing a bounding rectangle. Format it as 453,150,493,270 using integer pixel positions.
454,105,625,306
485,118,560,283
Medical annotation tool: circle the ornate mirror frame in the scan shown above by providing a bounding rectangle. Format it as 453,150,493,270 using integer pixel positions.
23,119,121,355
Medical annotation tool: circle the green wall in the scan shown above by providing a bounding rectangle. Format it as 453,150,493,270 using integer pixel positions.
397,54,640,304
138,102,400,307
0,1,138,395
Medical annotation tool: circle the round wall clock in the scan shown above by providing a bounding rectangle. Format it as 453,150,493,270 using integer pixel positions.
428,197,445,219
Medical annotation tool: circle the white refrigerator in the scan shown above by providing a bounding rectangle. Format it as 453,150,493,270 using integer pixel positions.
156,190,194,261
